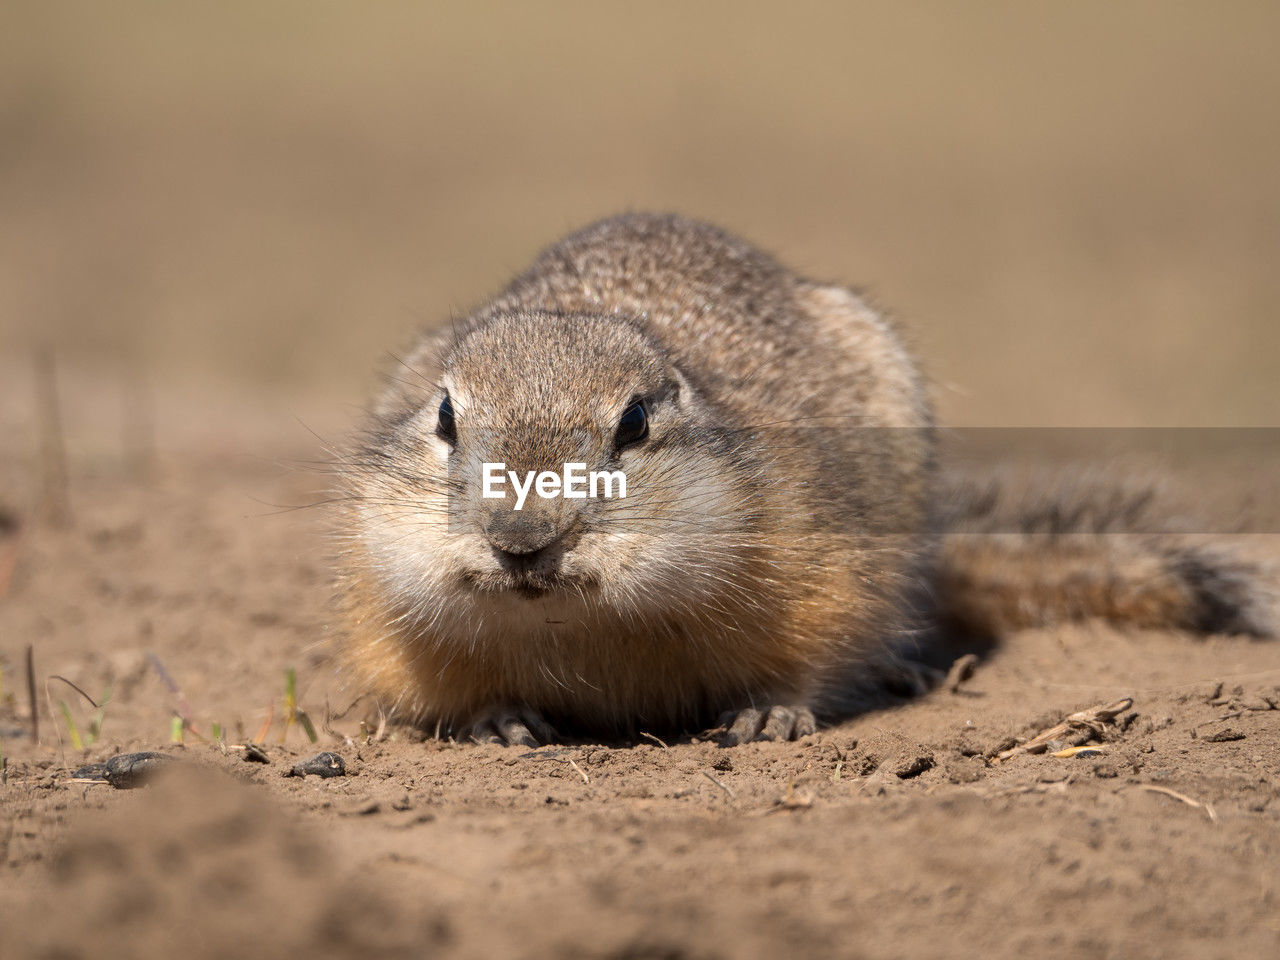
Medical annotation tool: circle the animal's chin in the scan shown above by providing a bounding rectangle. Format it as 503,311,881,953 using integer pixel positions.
460,569,596,599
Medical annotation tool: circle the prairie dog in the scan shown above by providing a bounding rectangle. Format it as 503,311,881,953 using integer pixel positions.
336,213,1274,746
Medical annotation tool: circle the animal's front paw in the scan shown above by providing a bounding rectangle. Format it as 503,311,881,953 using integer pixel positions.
460,708,558,747
718,704,817,746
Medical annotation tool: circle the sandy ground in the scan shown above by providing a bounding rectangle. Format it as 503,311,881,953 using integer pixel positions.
1,406,1278,960
3,4,1279,958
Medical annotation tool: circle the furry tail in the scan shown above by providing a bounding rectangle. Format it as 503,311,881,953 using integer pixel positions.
934,470,1277,639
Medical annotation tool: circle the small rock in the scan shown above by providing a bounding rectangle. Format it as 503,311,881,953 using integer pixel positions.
891,752,935,779
241,743,270,764
104,752,178,789
69,762,110,782
287,751,346,778
990,736,1019,757
1205,729,1246,743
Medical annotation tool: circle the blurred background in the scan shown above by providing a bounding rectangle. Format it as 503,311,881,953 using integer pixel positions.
2,0,1278,453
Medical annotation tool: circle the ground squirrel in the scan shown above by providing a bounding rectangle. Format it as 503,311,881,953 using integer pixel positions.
335,213,1275,746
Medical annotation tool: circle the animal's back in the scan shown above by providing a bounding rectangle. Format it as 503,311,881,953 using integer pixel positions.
481,215,924,426
479,213,937,535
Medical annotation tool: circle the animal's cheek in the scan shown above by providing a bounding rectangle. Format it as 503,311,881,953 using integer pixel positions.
434,530,501,574
360,517,473,592
625,452,740,528
565,524,641,571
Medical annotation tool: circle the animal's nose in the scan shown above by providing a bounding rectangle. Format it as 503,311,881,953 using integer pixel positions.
484,511,560,556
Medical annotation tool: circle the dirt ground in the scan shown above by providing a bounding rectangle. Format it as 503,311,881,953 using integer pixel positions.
3,4,1280,959
1,394,1277,960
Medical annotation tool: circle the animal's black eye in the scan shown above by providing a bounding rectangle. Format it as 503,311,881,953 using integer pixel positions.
615,399,648,449
437,394,457,444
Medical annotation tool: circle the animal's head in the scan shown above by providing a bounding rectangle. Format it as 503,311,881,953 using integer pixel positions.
344,312,764,637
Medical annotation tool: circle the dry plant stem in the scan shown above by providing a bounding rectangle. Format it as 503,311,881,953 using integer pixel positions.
147,652,200,736
253,702,274,744
1136,784,1217,822
41,679,69,774
996,697,1135,762
702,770,738,802
25,645,37,744
48,675,100,710
322,694,371,741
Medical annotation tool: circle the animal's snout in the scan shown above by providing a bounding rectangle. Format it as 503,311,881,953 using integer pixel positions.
484,510,560,556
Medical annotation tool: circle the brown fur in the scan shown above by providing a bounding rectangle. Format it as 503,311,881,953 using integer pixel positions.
938,471,1277,638
334,213,1274,743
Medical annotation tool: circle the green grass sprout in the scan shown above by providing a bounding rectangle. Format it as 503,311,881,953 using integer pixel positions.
57,699,84,751
297,710,318,744
280,667,298,744
278,667,318,744
85,683,112,746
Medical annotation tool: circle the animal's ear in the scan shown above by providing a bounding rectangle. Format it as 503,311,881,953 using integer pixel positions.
662,363,698,413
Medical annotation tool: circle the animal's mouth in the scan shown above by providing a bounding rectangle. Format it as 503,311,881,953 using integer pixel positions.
460,568,596,599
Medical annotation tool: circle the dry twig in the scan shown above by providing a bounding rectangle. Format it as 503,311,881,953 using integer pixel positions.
1135,784,1217,823
996,697,1134,762
25,644,38,743
702,770,738,802
147,652,202,737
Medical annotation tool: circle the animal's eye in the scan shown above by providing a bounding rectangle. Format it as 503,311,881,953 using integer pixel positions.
436,394,457,444
615,399,648,449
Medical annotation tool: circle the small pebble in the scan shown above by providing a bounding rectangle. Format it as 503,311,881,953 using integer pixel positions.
1205,729,1246,743
69,762,111,782
104,752,178,789
241,743,270,764
287,751,346,778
